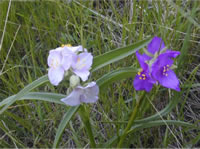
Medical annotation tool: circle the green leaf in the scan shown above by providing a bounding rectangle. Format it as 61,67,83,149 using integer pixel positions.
128,120,195,134
53,106,79,148
1,67,137,107
0,75,49,114
96,67,137,89
0,92,65,107
102,120,195,148
92,37,151,72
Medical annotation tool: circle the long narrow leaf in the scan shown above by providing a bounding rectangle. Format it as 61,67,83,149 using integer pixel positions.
96,67,137,89
53,106,79,148
92,37,151,72
0,92,65,107
128,120,195,134
0,75,48,114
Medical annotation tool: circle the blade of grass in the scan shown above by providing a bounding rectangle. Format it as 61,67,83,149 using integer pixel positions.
53,106,79,148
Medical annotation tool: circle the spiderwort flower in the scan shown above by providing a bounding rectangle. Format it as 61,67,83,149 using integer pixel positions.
47,44,92,86
133,51,155,92
151,51,180,91
133,37,181,92
48,45,77,86
61,82,99,106
72,52,93,81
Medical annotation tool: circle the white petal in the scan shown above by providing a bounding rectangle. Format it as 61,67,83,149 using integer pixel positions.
48,50,62,68
81,82,99,103
64,45,84,53
73,70,90,82
61,88,83,106
48,67,64,86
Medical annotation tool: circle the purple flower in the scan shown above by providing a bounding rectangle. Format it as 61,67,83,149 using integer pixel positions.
133,37,181,92
72,52,93,81
133,51,155,92
151,51,180,91
61,82,99,106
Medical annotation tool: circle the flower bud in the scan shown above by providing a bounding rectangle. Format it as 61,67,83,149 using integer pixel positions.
70,75,80,88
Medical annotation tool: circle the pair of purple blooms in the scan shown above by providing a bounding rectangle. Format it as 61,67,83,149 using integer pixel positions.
133,37,180,92
47,44,99,106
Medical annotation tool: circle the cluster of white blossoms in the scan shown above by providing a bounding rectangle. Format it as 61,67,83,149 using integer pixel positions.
47,44,99,106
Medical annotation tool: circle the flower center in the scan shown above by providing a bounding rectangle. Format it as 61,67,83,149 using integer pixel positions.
61,44,72,47
137,71,146,80
162,64,170,76
75,57,86,70
51,58,60,69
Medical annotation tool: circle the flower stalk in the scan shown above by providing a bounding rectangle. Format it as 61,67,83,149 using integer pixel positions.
79,105,96,148
117,92,146,147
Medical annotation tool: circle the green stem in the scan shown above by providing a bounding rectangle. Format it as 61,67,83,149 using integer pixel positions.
79,105,96,148
117,92,145,148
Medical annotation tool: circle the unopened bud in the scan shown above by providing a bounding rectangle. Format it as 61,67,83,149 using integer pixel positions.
70,75,80,88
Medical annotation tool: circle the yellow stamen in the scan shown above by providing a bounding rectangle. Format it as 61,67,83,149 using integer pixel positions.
143,77,146,80
139,77,142,80
142,74,146,77
61,44,72,47
138,72,141,75
66,44,72,47
167,65,169,67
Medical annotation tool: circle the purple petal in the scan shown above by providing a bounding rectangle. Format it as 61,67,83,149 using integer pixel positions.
48,67,64,86
136,51,149,70
141,53,152,61
162,50,180,58
152,54,174,70
147,36,165,54
156,69,180,91
133,74,154,92
61,88,83,106
80,82,99,103
73,70,90,81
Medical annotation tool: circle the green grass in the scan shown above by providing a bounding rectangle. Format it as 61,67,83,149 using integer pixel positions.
0,0,200,148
